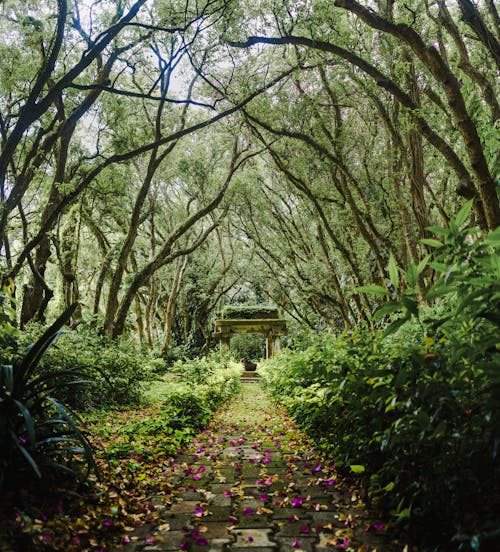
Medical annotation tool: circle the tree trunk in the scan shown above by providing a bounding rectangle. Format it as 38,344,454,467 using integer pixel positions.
161,256,188,354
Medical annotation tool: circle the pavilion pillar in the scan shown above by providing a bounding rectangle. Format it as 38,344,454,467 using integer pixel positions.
273,335,281,354
220,335,230,355
265,334,273,359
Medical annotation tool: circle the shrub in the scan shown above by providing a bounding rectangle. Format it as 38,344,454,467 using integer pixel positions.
18,328,163,409
230,333,265,362
221,305,279,319
0,305,96,493
261,210,500,550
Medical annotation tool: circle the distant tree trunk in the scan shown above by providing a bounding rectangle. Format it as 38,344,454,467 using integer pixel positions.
316,225,355,328
134,295,145,344
145,277,160,347
58,204,83,323
20,162,65,327
161,255,188,354
405,58,431,240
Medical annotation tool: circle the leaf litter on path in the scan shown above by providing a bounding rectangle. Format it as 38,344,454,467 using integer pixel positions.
109,384,411,552
2,385,413,551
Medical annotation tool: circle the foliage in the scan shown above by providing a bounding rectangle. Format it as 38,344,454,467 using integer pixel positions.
166,353,242,408
90,354,242,465
0,305,97,493
1,354,241,550
221,305,279,319
230,333,266,361
18,327,164,409
260,217,500,550
0,284,18,364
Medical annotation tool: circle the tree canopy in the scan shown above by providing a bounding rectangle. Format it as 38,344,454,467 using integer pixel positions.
0,0,498,347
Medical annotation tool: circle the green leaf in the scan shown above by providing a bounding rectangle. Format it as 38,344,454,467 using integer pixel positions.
1,364,13,394
401,296,418,316
349,464,365,473
406,262,418,288
420,238,443,248
486,226,500,244
395,507,411,519
382,316,409,336
18,304,77,383
387,252,399,289
416,255,430,277
356,285,389,297
429,261,449,273
373,301,401,319
14,399,36,446
454,199,474,228
47,398,98,476
426,226,449,237
16,443,41,478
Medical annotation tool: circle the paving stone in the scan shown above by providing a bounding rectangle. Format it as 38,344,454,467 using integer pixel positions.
274,536,317,552
217,467,237,480
301,487,328,499
240,446,262,459
159,512,194,531
192,464,214,473
302,497,337,511
210,494,232,507
178,491,206,501
190,538,232,552
110,544,138,552
142,530,187,550
308,511,343,528
271,508,312,521
176,454,198,463
315,532,350,551
275,521,314,537
168,500,200,514
241,486,260,499
233,514,274,529
265,468,289,477
190,478,213,489
209,483,235,493
187,522,232,541
231,528,277,548
241,464,264,478
222,447,240,458
205,506,233,522
231,549,276,552
264,481,289,493
236,497,262,511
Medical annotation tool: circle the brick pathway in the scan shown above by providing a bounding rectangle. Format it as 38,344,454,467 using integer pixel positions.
112,384,405,552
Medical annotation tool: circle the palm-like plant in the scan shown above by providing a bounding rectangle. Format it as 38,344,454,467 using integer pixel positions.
0,304,97,491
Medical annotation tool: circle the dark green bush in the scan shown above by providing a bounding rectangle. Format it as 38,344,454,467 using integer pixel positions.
230,333,265,362
0,305,96,492
261,211,500,551
18,328,163,409
155,356,241,429
221,305,279,319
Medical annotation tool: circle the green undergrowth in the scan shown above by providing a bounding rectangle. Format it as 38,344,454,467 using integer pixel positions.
88,354,243,462
260,213,500,551
1,354,242,550
14,327,165,409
